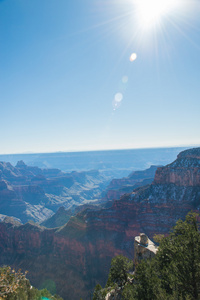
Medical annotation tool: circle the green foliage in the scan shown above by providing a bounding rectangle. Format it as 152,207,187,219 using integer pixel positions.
132,211,200,300
0,267,31,300
132,259,160,300
156,212,200,299
0,267,63,300
92,284,107,300
153,233,165,244
40,280,57,295
96,211,200,300
106,255,133,288
121,284,135,300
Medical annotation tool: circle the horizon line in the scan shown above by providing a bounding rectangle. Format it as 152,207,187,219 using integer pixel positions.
0,144,199,156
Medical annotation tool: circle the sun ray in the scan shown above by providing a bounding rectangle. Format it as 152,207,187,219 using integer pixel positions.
132,0,181,30
166,17,200,50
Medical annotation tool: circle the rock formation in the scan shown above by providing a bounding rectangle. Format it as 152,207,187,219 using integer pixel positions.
41,206,73,228
134,233,158,263
103,165,159,202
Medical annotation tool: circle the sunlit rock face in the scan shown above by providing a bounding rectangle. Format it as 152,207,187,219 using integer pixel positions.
134,233,158,263
154,148,200,186
0,148,200,300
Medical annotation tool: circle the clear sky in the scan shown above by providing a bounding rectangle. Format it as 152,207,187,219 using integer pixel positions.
0,0,200,154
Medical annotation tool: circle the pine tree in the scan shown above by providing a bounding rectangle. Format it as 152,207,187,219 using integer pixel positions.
156,212,200,299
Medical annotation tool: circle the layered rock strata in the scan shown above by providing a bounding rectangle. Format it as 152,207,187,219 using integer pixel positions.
0,161,109,223
0,148,200,299
103,165,158,201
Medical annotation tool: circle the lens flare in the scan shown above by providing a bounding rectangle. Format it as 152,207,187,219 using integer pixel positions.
113,92,123,110
115,92,123,102
122,76,128,83
130,53,137,62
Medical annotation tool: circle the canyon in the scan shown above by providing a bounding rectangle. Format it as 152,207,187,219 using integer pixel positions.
0,147,200,299
0,161,110,223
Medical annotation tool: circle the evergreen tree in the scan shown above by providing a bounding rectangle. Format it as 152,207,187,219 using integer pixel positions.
106,255,133,288
156,212,200,299
133,211,200,299
92,284,106,300
95,212,200,300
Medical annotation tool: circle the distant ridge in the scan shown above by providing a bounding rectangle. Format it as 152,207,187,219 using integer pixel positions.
0,147,188,173
0,161,109,223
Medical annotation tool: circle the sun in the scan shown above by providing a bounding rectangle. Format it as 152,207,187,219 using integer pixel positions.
134,0,180,29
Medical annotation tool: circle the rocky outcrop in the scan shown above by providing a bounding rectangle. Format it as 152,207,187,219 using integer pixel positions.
134,233,158,263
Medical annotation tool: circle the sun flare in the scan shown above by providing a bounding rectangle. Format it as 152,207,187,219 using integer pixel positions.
134,0,180,29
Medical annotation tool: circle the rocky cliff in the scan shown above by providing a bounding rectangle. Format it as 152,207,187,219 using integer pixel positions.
103,165,158,202
134,233,158,263
154,148,200,186
0,217,124,300
0,148,200,300
41,206,73,228
0,161,110,223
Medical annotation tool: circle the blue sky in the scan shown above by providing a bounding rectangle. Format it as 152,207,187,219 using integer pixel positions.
0,0,200,154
